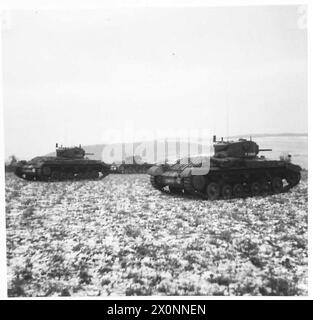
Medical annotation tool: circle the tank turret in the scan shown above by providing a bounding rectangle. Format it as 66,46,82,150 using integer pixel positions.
213,138,272,158
55,143,94,159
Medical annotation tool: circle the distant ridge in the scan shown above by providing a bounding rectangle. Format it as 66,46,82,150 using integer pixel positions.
46,133,307,165
228,133,307,139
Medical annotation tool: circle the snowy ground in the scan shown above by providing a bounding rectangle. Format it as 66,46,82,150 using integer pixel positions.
5,172,308,296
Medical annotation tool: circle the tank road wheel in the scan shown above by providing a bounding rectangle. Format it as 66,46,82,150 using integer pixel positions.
183,176,195,194
150,176,163,190
233,184,244,198
77,171,88,179
42,166,51,176
83,171,92,179
38,166,50,181
101,169,110,179
59,171,67,181
14,168,22,179
272,177,283,193
242,183,250,195
66,172,74,180
90,170,99,180
192,176,206,191
221,184,232,199
251,182,261,196
40,175,48,182
206,182,220,200
260,180,271,194
76,172,85,180
286,171,301,187
51,171,60,181
169,186,182,194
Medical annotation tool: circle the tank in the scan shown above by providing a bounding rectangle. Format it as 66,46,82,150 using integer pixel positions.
110,163,153,174
147,137,302,200
14,144,111,181
110,158,153,174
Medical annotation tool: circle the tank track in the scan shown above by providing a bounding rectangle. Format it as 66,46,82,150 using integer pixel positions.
150,176,164,190
150,176,207,198
183,176,208,199
15,168,109,182
150,169,301,200
210,174,299,200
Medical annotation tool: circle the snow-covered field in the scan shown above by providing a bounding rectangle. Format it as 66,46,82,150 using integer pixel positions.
5,172,308,296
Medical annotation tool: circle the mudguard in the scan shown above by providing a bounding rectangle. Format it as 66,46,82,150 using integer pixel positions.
287,163,302,172
180,167,210,177
191,167,211,176
147,165,164,176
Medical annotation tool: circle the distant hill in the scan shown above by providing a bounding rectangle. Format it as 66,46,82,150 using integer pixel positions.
228,133,307,139
45,133,307,168
47,140,210,164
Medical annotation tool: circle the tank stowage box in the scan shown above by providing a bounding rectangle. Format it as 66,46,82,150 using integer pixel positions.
14,144,110,181
147,137,301,200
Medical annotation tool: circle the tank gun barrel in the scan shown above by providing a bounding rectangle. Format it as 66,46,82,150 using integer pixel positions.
85,152,94,155
259,149,272,152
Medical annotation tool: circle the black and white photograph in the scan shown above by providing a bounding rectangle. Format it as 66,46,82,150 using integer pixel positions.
1,2,309,298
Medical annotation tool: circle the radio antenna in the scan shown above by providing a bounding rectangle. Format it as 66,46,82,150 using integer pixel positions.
226,97,229,141
225,80,230,141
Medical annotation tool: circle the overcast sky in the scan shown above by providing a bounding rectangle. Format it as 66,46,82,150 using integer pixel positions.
2,6,307,159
